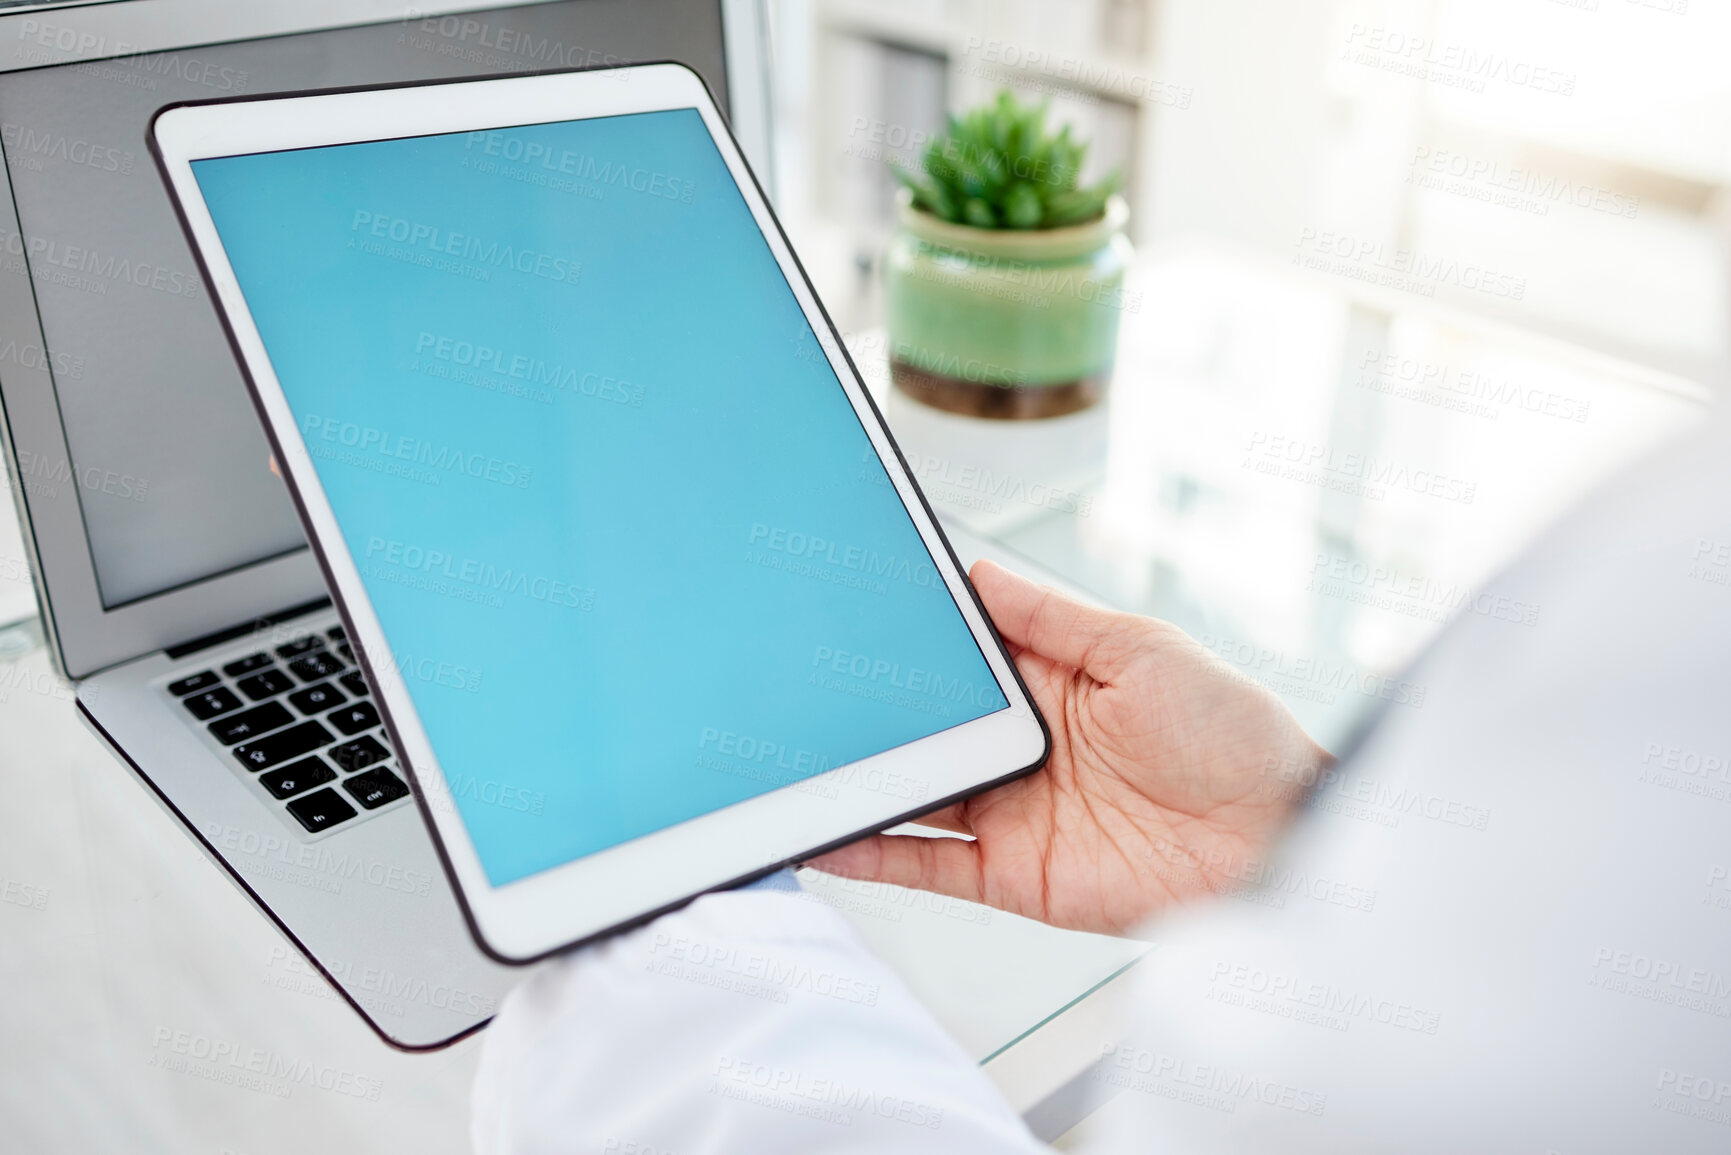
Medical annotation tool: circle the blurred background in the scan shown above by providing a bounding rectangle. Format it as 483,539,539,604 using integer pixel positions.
773,0,1730,373
755,0,1722,748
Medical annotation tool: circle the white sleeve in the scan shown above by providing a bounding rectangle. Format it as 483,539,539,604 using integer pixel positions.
471,885,1049,1155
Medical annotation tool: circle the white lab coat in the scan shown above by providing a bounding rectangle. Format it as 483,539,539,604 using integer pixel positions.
474,408,1731,1153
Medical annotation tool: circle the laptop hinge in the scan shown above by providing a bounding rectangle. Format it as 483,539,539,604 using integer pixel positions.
163,597,332,660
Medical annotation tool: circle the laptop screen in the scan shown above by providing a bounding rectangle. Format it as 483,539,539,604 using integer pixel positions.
0,1,729,609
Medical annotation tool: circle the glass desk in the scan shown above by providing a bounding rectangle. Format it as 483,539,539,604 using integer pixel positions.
0,245,1708,1151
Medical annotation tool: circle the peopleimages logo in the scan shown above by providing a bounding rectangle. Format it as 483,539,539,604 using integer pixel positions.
1688,539,1731,590
410,14,630,72
698,727,832,779
1293,228,1526,302
0,122,134,175
0,876,49,912
1243,431,1478,506
1636,740,1731,805
15,20,250,92
710,1056,945,1130
648,933,881,1007
350,211,581,284
0,337,84,379
414,332,646,407
1307,550,1541,628
1356,347,1590,425
463,131,695,202
1407,146,1638,220
1196,630,1427,711
5,448,148,504
363,536,596,612
6,231,199,298
0,664,78,705
300,413,533,489
748,524,943,590
1588,946,1731,1016
148,1027,380,1101
435,773,546,816
960,36,1194,109
1340,24,1576,97
1208,960,1443,1034
1095,1043,1328,1116
1271,760,1491,832
889,449,1095,517
202,821,435,898
810,645,1002,710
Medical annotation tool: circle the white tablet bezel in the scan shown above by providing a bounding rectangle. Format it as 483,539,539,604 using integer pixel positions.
150,62,1049,963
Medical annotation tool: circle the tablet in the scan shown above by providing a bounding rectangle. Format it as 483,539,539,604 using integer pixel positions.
150,62,1049,963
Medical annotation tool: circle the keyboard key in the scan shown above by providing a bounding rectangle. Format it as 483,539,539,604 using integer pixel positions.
286,788,356,833
167,670,219,696
344,767,409,810
223,652,272,677
236,668,294,701
232,720,334,771
329,702,380,736
208,702,294,745
327,625,346,642
329,734,390,773
338,643,355,663
289,651,345,681
288,682,345,714
276,636,325,659
182,686,242,721
339,671,370,698
258,756,335,800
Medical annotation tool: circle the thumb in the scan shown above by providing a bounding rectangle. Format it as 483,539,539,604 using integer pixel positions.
970,559,1142,682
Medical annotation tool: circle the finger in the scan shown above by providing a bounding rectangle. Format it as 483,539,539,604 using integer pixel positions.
906,802,972,836
970,558,1141,681
804,834,984,905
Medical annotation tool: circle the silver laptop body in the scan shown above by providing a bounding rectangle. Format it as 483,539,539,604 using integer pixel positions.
0,0,774,1050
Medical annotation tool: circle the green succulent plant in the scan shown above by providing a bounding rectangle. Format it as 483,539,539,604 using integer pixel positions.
892,90,1121,230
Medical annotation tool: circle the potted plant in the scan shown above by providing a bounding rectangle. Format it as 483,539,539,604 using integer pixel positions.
885,91,1131,420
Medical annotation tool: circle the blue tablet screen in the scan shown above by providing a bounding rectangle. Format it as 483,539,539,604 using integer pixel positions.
191,108,1006,886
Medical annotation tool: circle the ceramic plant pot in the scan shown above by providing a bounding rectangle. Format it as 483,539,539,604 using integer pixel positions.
883,191,1131,419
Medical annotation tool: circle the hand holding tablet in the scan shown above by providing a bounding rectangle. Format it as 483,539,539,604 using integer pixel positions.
150,63,1048,961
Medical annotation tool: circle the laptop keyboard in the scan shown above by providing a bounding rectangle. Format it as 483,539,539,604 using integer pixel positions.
163,624,412,837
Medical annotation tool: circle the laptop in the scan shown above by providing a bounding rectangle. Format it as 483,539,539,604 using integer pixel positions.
0,0,773,1050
